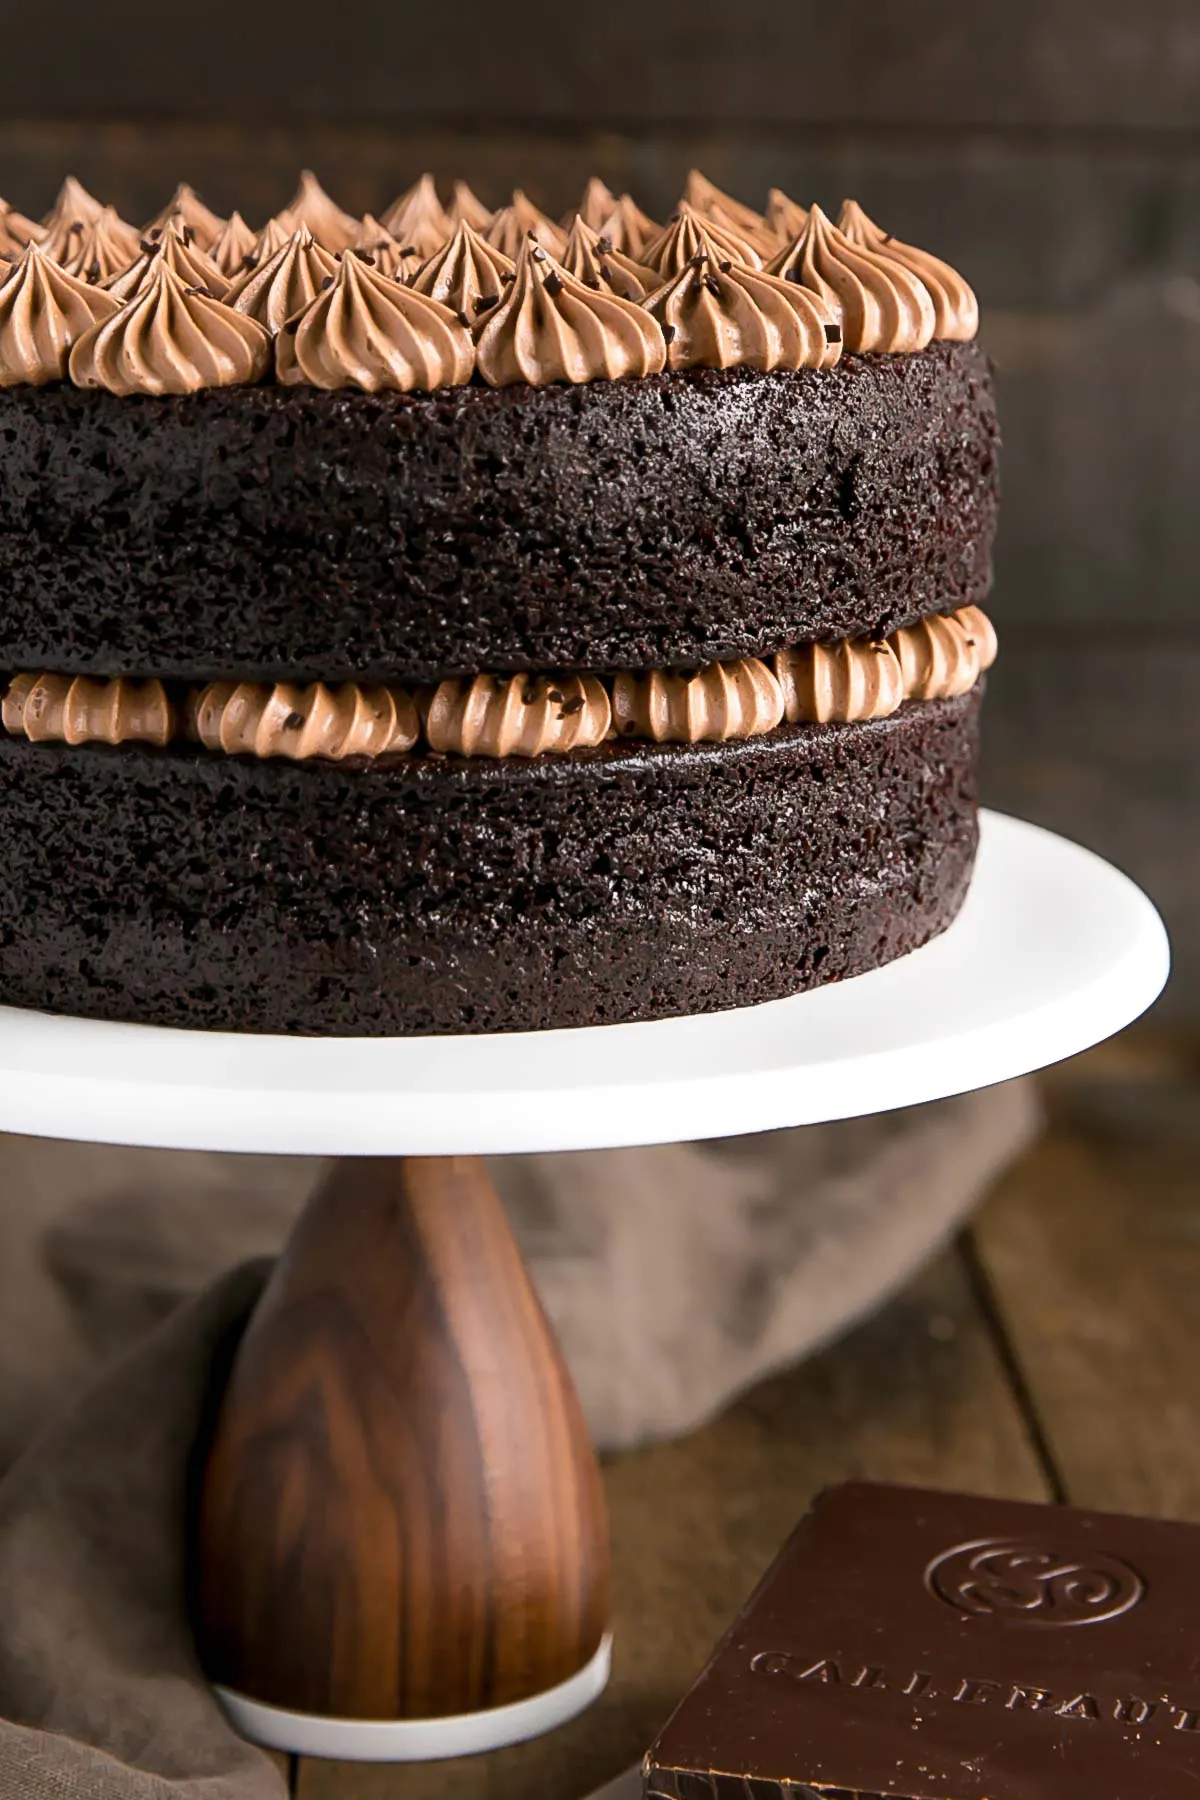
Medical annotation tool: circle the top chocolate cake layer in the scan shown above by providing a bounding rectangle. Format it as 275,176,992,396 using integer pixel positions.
0,341,997,683
645,1481,1200,1800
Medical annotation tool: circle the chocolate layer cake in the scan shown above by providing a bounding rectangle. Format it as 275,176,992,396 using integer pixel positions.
0,170,999,1035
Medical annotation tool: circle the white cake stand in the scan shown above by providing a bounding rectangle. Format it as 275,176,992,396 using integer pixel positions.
0,811,1168,1763
0,812,1168,1157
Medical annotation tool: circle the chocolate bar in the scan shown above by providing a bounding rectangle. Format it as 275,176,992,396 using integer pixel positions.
644,1481,1200,1799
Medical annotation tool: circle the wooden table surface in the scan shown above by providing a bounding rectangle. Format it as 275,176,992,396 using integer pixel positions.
265,1030,1200,1799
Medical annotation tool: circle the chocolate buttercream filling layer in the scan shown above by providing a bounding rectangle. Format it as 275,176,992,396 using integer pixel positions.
1,606,995,760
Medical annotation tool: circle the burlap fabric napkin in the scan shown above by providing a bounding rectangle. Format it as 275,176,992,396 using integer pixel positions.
0,1262,279,1799
0,1086,1037,1797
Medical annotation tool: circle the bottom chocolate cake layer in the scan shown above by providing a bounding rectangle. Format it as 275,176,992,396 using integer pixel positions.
0,687,981,1035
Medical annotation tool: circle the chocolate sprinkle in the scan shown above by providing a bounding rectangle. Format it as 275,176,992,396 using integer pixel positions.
826,323,842,343
544,270,564,296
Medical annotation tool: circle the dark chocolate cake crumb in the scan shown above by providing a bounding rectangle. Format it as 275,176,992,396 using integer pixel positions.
0,342,999,684
0,689,981,1036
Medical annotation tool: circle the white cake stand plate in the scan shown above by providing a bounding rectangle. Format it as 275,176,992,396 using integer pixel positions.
0,811,1168,1157
0,812,1168,1765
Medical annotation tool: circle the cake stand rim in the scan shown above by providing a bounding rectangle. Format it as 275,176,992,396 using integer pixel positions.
0,811,1169,1155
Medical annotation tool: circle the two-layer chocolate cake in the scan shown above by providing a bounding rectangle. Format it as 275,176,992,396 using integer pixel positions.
0,170,999,1034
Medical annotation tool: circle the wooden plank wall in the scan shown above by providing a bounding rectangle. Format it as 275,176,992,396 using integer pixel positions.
3,1,1198,1004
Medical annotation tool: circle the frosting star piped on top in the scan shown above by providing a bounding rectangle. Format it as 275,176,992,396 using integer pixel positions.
69,259,271,395
106,223,231,303
645,248,840,373
208,212,258,278
409,221,514,325
0,243,120,386
446,180,494,232
41,177,104,238
769,203,936,354
39,181,140,281
475,235,666,387
275,170,359,252
354,215,422,282
837,199,978,341
596,193,660,259
226,224,337,333
144,184,227,252
764,188,808,241
682,169,777,258
276,249,474,392
0,198,44,256
485,190,567,259
642,202,764,276
560,216,658,302
380,173,452,259
56,207,143,285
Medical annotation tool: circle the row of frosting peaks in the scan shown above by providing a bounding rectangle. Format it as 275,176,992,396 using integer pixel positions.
0,173,977,390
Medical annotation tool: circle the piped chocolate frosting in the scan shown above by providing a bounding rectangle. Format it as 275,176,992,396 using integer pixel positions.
0,243,120,386
475,234,666,388
0,172,977,394
276,250,473,392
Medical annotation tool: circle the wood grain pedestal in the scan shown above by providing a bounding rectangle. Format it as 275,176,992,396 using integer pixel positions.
195,1155,612,1759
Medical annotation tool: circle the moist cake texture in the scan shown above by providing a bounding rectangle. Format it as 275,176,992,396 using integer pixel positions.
0,169,999,1035
0,692,979,1035
0,345,997,682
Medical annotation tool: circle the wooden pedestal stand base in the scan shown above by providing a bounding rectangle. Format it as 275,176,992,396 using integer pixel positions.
195,1155,611,1742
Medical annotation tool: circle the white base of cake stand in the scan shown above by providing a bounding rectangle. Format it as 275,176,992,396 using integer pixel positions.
0,812,1168,1156
0,812,1168,1765
215,1633,613,1762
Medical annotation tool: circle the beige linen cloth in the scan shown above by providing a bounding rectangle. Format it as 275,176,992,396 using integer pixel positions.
0,1083,1037,1797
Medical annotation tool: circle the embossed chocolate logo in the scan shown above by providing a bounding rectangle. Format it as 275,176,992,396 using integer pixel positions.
926,1538,1145,1627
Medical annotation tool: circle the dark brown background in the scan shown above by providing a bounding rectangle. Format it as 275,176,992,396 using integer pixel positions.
4,1,1198,1007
